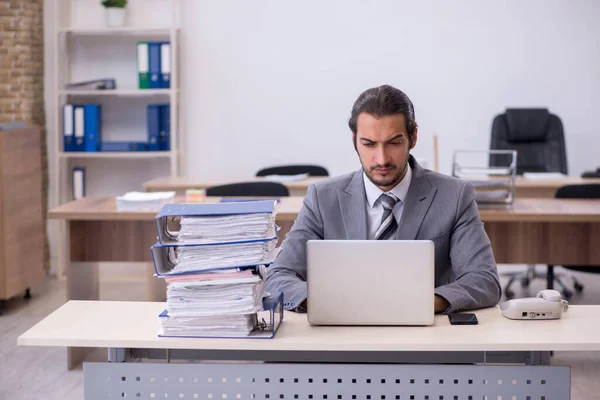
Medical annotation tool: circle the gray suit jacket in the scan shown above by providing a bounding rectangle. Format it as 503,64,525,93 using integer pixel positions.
265,156,501,314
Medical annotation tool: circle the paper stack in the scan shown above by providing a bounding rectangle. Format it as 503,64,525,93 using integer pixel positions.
116,191,175,211
151,201,280,338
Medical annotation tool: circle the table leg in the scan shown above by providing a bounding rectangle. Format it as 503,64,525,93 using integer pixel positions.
66,220,100,370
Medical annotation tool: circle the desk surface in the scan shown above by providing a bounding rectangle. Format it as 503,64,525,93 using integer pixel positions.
47,196,304,221
48,197,600,223
143,175,600,191
18,301,600,352
144,176,327,191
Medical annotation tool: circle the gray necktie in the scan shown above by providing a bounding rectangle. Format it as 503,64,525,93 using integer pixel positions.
375,193,399,240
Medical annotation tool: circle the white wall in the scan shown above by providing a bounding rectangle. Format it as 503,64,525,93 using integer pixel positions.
181,0,600,179
44,0,600,269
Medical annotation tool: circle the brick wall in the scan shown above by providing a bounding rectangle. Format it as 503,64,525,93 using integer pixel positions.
0,0,49,272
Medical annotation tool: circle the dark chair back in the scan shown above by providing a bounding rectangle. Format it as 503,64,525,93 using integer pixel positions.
490,108,568,175
205,182,290,197
555,184,600,199
256,164,329,177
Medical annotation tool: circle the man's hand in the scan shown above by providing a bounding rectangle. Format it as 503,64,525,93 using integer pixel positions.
300,298,308,311
434,295,450,313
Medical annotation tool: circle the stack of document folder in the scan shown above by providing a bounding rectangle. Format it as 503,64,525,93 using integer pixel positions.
151,201,283,338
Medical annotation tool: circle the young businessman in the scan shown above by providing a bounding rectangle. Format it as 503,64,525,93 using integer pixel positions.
265,85,501,314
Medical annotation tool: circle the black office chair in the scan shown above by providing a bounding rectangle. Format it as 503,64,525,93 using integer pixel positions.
256,164,329,177
544,184,600,297
205,182,290,197
490,108,568,175
492,109,570,298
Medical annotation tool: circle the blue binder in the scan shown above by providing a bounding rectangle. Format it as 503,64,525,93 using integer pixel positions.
159,104,170,151
73,105,85,152
84,104,101,152
150,241,277,277
158,293,284,339
154,201,278,246
148,42,161,89
63,104,75,152
159,41,171,89
147,104,160,150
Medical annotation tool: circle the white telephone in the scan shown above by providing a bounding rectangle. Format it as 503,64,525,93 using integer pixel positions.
500,289,569,320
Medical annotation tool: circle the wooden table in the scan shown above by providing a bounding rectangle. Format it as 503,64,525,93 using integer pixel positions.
19,300,600,398
49,196,600,368
143,176,327,196
144,175,600,198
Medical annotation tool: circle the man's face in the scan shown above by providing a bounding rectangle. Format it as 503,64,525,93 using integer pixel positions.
355,112,417,191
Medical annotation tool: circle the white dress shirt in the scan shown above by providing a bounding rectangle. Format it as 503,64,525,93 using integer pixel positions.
363,163,413,239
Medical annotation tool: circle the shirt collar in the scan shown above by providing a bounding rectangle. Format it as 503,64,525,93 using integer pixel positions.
363,162,413,209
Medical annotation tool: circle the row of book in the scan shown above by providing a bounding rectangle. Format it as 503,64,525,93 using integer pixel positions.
62,104,171,152
151,201,283,338
137,41,171,89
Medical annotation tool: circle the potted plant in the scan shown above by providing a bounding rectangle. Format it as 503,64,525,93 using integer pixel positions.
101,0,128,27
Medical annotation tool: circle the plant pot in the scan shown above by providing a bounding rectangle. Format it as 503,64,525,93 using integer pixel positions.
105,8,126,27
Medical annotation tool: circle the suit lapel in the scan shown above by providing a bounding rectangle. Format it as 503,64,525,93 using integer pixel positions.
338,170,368,240
395,157,438,240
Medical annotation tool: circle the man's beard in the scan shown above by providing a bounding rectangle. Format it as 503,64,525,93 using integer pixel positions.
363,156,409,189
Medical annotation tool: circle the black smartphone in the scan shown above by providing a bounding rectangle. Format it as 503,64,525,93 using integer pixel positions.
448,313,478,325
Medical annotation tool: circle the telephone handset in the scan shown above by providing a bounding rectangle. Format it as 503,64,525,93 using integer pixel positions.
500,289,569,320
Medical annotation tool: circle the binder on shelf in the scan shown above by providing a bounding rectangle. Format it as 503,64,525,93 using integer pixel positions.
63,104,74,152
159,104,170,151
83,104,101,152
147,104,160,151
154,201,278,246
73,105,85,151
137,41,149,89
72,167,85,200
150,241,277,277
157,293,284,339
148,42,161,89
100,141,148,152
160,42,171,89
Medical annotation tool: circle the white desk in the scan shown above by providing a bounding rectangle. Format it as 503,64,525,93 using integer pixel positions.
19,301,600,399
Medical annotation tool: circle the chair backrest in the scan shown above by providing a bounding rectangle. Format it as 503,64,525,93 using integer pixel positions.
490,108,568,175
555,184,600,199
205,182,290,197
256,164,329,177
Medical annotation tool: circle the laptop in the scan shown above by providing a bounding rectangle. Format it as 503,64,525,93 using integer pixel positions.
306,240,435,326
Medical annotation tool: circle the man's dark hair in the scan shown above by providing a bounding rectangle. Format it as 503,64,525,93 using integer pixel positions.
348,85,418,149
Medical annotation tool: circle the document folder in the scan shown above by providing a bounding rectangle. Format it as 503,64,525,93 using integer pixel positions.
154,201,278,246
158,293,284,339
151,241,276,277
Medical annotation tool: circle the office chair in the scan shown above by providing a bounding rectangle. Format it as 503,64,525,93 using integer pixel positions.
205,182,290,197
490,108,568,175
491,109,569,299
544,184,600,295
256,164,329,177
504,184,600,299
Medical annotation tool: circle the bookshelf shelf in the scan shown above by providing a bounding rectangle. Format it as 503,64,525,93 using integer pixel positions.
59,89,175,97
52,0,182,203
58,27,173,36
59,152,174,159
